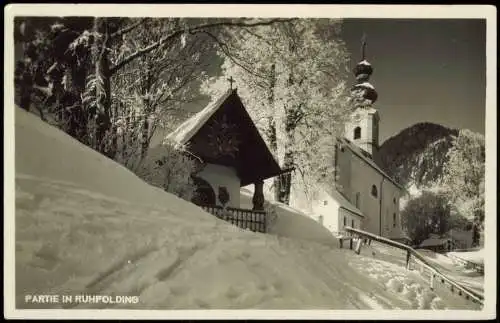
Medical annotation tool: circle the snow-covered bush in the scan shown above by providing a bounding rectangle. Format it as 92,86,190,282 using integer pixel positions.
134,143,196,201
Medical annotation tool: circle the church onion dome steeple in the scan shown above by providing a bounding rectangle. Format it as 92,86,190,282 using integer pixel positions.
351,36,378,105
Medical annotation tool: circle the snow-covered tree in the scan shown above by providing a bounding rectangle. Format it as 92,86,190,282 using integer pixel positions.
135,142,198,201
201,19,351,205
14,17,294,160
442,129,485,246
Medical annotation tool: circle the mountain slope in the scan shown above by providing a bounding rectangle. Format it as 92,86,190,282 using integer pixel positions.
379,122,459,192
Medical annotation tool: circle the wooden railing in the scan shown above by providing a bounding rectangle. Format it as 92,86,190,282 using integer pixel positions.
343,226,484,307
200,204,267,233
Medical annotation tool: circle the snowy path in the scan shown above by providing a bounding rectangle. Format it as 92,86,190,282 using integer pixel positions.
15,174,385,310
343,242,483,309
15,173,481,310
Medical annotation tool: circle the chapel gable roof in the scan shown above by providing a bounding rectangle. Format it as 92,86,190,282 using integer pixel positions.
165,89,284,186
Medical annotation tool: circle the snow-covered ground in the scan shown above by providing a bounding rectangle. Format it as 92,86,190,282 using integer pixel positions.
8,108,487,317
447,250,484,265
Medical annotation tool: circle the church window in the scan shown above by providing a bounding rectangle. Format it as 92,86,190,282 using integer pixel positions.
354,127,361,139
393,197,397,204
393,213,397,228
355,192,361,208
371,185,378,198
343,216,347,227
351,219,355,228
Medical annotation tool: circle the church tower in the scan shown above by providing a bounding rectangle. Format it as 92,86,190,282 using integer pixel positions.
344,36,380,163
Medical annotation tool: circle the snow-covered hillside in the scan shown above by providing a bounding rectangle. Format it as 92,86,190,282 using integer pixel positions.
11,108,483,315
379,122,459,196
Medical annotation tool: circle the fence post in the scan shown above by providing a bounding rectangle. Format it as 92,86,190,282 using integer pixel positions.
355,238,362,255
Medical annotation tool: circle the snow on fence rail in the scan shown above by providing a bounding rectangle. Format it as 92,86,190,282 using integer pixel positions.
200,204,267,233
343,226,484,307
447,253,484,274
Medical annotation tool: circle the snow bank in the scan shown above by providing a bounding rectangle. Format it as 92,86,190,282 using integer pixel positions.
447,250,484,265
12,108,392,310
240,188,338,248
12,108,483,312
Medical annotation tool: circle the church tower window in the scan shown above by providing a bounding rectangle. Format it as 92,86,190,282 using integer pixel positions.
371,185,378,198
354,127,361,139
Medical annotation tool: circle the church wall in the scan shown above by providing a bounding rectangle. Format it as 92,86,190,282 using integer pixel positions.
380,180,403,239
311,190,340,234
310,189,363,235
344,109,379,157
349,154,383,235
197,163,240,208
338,208,363,232
335,144,352,199
334,141,404,239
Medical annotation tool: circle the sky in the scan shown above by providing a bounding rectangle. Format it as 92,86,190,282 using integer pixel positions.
340,19,486,142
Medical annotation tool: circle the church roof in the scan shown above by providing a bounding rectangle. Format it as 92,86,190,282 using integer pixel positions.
419,237,449,248
165,89,285,186
338,137,405,191
324,186,364,217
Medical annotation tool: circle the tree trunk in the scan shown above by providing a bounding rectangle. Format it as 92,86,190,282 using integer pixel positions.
141,117,150,160
276,65,297,205
262,63,282,203
93,17,112,157
277,144,294,205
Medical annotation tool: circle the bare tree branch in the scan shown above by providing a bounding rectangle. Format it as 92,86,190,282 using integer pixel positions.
194,30,270,81
111,18,149,39
110,18,295,75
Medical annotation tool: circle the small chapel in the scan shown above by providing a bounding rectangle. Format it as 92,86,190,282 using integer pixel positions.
311,40,408,242
165,86,288,216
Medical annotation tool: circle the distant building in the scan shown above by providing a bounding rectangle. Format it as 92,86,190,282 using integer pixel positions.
418,229,474,253
418,234,451,253
311,40,406,241
446,229,474,250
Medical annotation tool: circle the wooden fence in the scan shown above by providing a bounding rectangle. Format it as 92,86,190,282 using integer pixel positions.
343,226,484,308
200,204,267,233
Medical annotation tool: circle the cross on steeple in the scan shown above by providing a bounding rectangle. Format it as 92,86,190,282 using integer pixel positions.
361,33,367,60
227,76,235,90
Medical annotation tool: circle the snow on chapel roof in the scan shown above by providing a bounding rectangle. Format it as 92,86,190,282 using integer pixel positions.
164,89,234,146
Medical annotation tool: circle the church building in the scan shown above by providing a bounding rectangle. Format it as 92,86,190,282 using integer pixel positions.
311,41,407,242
